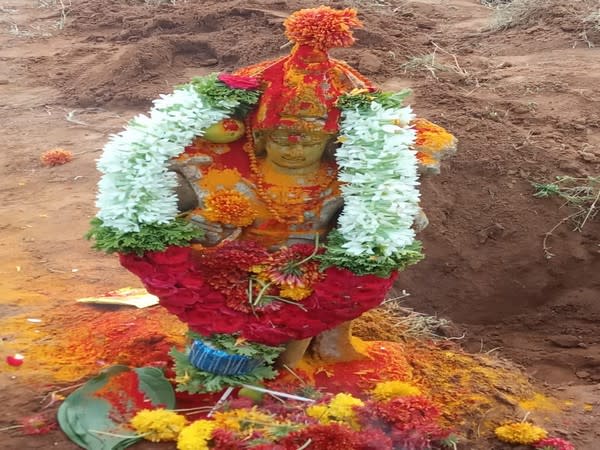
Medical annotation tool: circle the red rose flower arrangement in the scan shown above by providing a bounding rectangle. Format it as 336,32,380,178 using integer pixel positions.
119,242,397,345
217,73,261,90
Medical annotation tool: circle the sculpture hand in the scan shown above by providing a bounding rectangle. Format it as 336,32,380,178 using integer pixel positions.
189,214,241,246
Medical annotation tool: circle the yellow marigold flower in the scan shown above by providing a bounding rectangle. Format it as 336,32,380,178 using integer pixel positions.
177,420,215,450
130,409,187,442
212,408,275,435
371,381,422,400
279,286,313,301
201,189,257,227
495,422,548,445
307,393,364,429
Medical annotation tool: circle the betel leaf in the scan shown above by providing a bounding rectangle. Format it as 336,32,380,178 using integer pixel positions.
135,366,176,408
57,365,175,450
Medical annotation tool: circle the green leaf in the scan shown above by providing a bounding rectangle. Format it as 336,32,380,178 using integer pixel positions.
189,333,284,364
86,217,201,255
58,365,175,450
170,347,279,394
185,73,261,116
318,230,424,277
135,367,176,409
532,182,561,198
336,89,412,111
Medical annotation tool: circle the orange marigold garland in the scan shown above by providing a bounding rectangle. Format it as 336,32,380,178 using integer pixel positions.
200,190,258,227
411,118,457,172
284,6,363,50
40,148,73,167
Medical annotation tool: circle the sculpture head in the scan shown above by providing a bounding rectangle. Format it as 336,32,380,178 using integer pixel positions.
259,127,335,174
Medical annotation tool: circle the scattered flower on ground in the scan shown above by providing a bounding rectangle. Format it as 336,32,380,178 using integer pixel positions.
130,408,187,442
177,420,216,450
371,380,422,400
40,148,73,166
495,422,548,445
534,437,576,450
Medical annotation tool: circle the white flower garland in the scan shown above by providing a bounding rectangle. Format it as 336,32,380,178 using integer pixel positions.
336,101,419,257
96,84,237,232
95,81,419,262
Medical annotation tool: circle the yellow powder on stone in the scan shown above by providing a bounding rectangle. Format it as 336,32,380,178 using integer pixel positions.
199,168,242,190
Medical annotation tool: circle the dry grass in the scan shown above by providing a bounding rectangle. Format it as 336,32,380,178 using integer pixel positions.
344,0,403,8
144,0,179,5
585,9,600,30
581,9,600,47
401,42,470,81
37,0,71,30
488,0,554,30
353,294,456,343
533,175,600,258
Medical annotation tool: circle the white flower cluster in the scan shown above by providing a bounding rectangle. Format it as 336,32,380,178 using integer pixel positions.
336,101,419,256
96,85,234,232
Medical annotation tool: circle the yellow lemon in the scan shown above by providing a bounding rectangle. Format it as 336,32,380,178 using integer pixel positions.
203,118,245,143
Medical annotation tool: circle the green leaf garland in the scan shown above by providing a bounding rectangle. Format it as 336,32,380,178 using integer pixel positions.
86,217,202,255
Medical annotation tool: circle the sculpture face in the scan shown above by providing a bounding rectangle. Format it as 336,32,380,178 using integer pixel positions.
264,129,329,172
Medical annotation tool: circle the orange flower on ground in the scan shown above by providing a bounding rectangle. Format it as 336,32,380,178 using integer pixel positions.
40,148,73,167
201,189,258,227
284,6,363,50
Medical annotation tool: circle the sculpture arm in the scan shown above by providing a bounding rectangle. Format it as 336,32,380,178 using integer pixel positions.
171,166,241,247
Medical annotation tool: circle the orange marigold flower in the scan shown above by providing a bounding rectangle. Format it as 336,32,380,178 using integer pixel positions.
40,148,73,167
202,190,258,227
284,6,363,50
411,118,457,171
412,118,456,151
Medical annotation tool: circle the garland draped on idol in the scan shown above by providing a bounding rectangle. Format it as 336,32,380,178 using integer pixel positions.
88,79,423,272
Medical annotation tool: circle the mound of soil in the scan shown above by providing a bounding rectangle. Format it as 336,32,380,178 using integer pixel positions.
1,0,599,448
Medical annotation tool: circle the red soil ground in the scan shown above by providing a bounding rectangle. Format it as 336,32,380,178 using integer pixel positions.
1,0,599,448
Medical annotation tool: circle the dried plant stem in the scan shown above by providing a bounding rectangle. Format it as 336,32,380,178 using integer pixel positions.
297,438,313,450
579,188,600,230
0,425,23,432
207,386,234,417
543,211,584,259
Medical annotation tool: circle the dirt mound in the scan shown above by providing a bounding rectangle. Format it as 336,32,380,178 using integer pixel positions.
1,0,599,447
12,0,600,387
479,0,599,52
44,0,427,106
